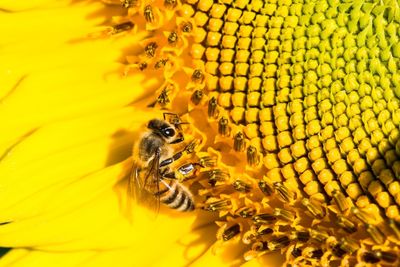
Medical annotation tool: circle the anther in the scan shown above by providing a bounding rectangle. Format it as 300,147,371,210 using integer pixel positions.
337,215,357,233
247,146,259,166
192,69,204,83
205,169,228,186
294,231,310,242
351,207,371,224
268,236,290,251
181,21,193,32
198,156,216,167
222,224,241,241
154,58,168,69
144,5,154,23
331,243,346,257
339,238,359,254
273,208,296,222
274,182,295,203
164,0,177,8
233,132,245,152
311,249,324,259
301,198,325,219
208,97,218,118
156,88,170,106
203,199,231,211
145,42,157,57
310,229,329,243
233,179,252,192
372,250,398,263
112,21,134,33
167,31,178,45
191,90,203,105
366,224,385,244
252,214,277,225
138,62,148,71
237,207,255,218
218,116,230,136
258,180,273,196
332,189,349,212
389,219,400,239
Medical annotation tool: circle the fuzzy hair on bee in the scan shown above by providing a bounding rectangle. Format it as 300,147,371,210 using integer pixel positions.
129,114,198,213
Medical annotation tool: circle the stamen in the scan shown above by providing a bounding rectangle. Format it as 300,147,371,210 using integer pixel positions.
233,132,245,152
222,224,241,241
218,117,230,136
332,190,349,212
203,199,231,212
258,180,273,196
208,97,218,118
198,156,216,167
144,5,154,23
191,69,204,83
273,208,296,222
232,179,251,193
167,31,178,45
112,21,134,34
268,236,290,251
144,42,158,57
337,215,357,233
204,169,228,186
301,198,325,219
366,224,385,244
274,182,295,203
191,90,204,105
163,0,177,8
252,214,277,225
246,146,259,166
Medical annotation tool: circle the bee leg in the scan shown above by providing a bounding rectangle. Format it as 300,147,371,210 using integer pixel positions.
169,133,184,144
160,140,198,167
159,150,184,167
163,171,177,179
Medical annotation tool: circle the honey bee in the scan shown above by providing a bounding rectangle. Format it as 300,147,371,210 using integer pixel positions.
129,113,198,212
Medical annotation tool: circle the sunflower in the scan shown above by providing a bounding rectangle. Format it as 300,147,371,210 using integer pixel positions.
1,0,400,266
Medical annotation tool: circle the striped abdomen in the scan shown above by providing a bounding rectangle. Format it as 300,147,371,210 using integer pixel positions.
157,179,195,211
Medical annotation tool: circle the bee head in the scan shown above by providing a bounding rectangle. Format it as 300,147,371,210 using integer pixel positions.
148,119,177,139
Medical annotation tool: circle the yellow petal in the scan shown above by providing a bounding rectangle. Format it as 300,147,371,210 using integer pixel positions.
0,249,94,267
0,68,157,156
0,2,102,44
0,107,157,221
0,223,216,267
0,0,64,11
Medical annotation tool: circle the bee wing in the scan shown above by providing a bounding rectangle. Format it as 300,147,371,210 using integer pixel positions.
128,161,143,205
142,153,161,215
128,150,161,216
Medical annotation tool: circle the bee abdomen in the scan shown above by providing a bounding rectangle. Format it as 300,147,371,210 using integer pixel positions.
160,182,195,212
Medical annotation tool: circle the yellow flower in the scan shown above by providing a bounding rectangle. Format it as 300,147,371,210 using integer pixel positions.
2,0,400,266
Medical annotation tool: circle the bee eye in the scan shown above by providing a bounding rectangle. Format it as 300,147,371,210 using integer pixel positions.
162,127,175,137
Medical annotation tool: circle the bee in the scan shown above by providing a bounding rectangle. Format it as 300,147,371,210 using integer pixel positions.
129,113,197,212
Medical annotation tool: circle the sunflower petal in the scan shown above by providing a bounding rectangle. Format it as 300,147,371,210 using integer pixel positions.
0,0,67,11
0,107,157,222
